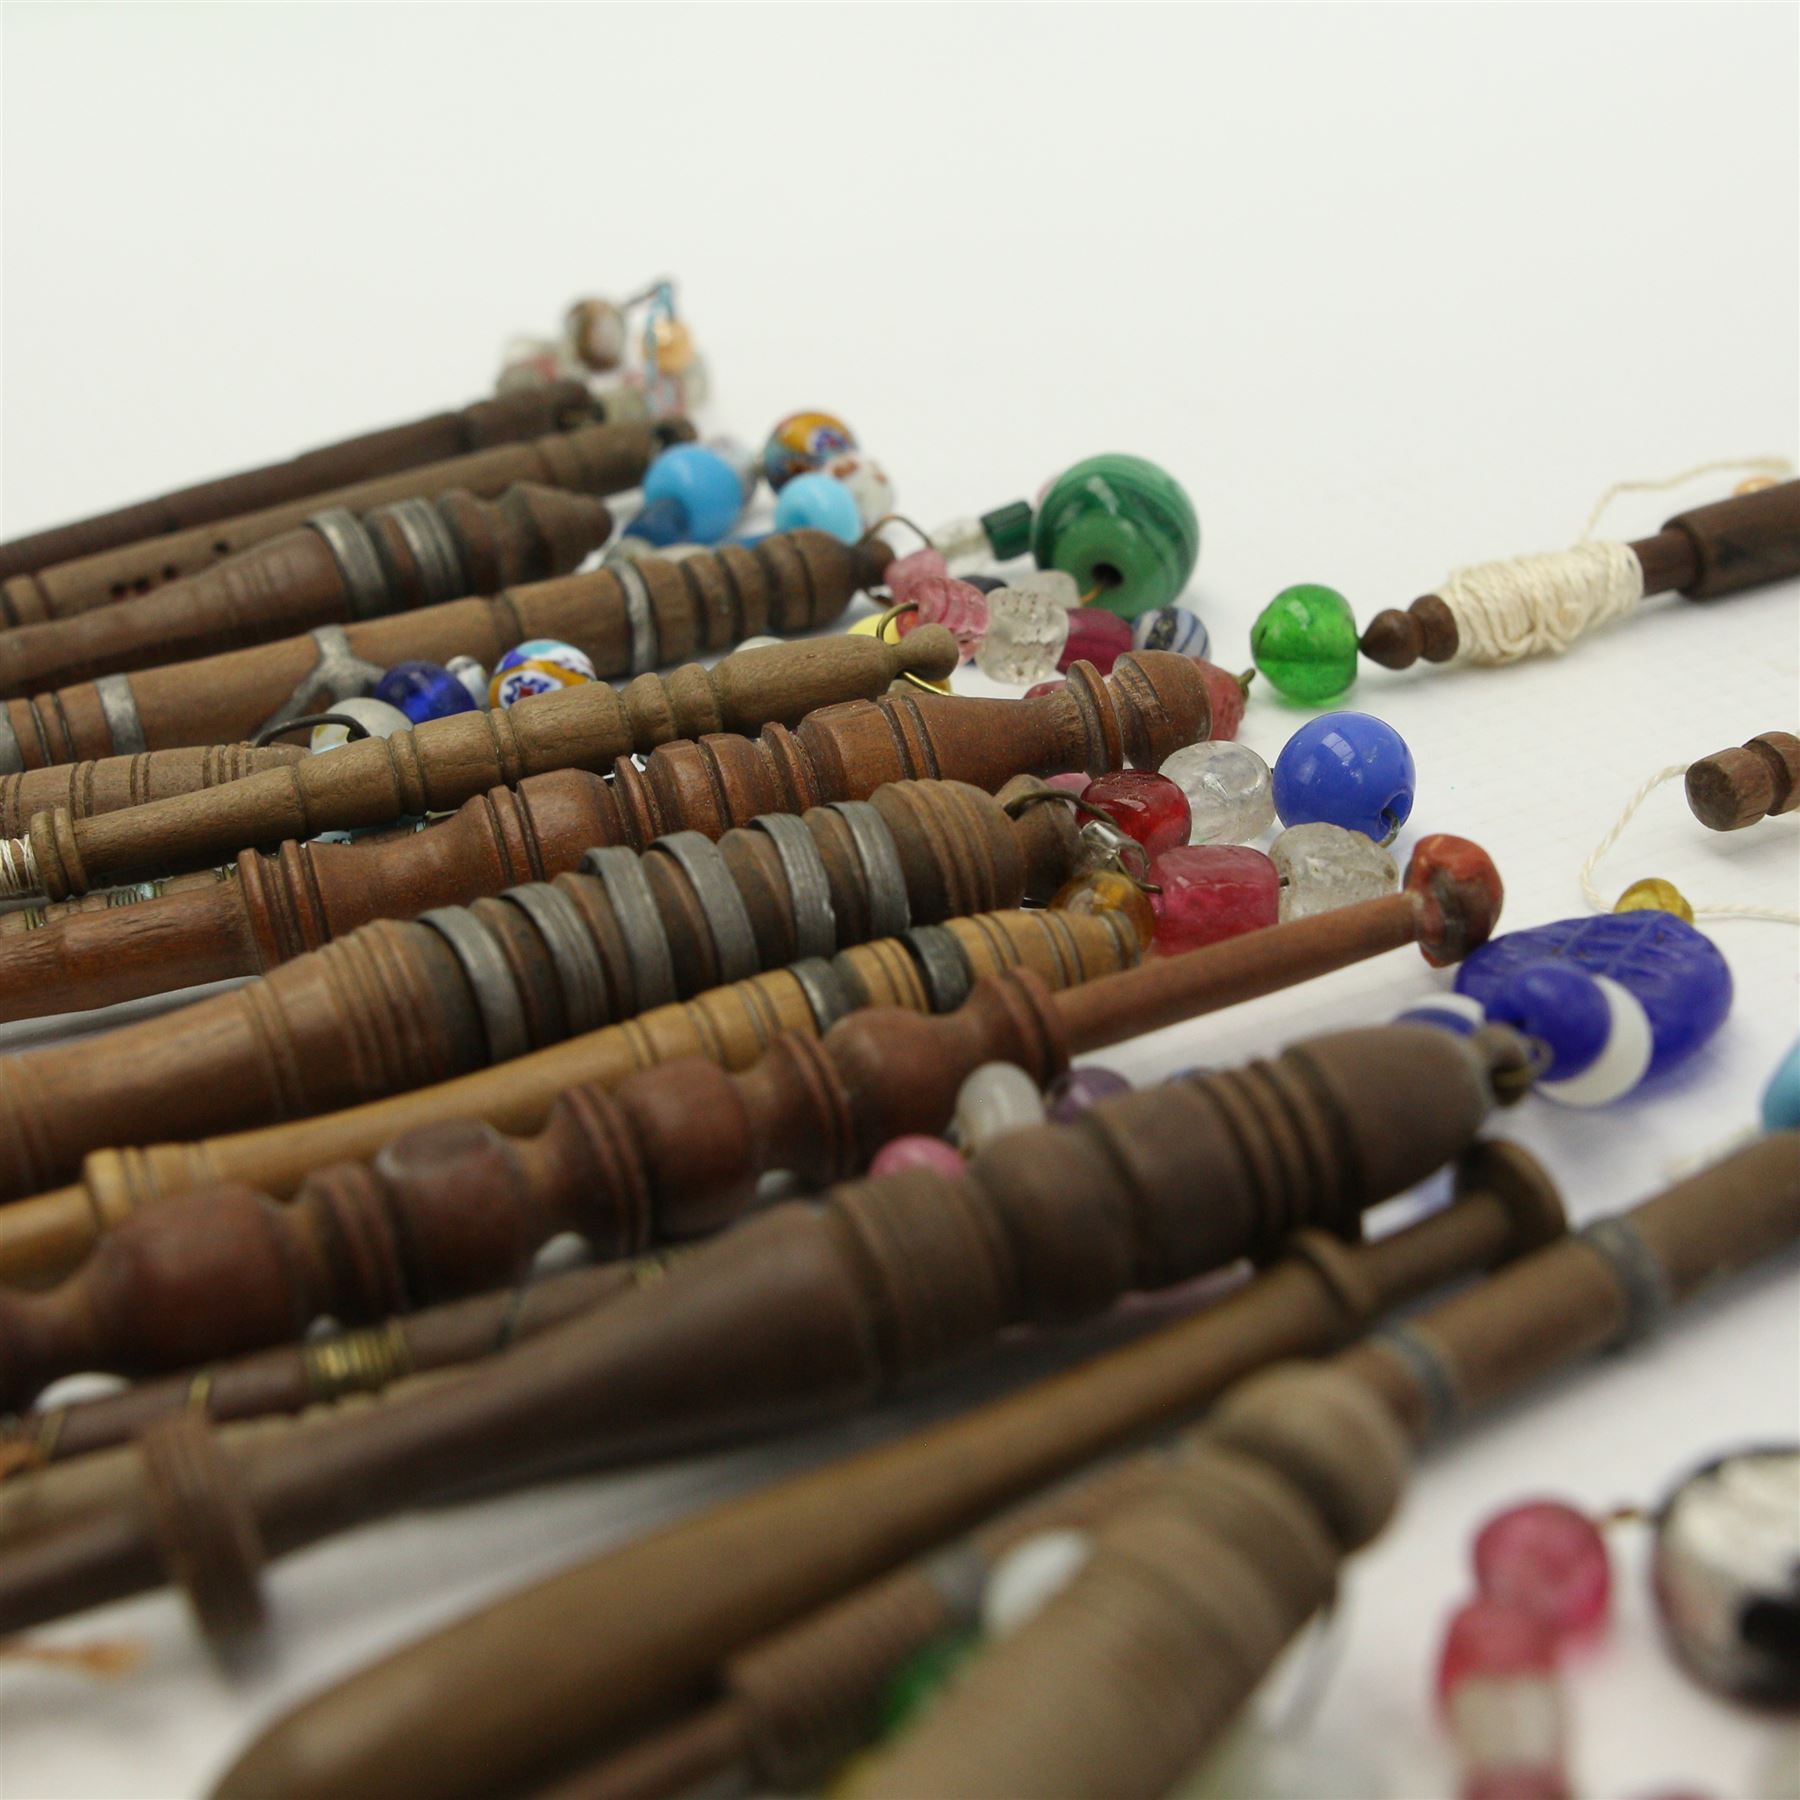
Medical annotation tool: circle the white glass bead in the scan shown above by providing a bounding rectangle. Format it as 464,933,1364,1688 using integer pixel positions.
1159,741,1276,845
1535,976,1654,1107
820,451,895,529
310,696,413,753
930,514,992,571
1447,1673,1567,1771
980,1530,1092,1637
953,1061,1047,1151
974,588,1070,685
1271,822,1398,921
445,656,489,708
734,636,783,653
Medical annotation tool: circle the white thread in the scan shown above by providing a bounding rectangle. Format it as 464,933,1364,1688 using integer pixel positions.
1438,539,1645,666
1579,765,1800,926
0,836,40,900
1579,455,1793,542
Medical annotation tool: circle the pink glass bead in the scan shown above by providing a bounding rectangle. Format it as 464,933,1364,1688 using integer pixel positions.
1147,845,1279,956
1473,1502,1611,1641
886,547,948,601
1086,770,1192,857
1058,607,1134,676
869,1135,964,1179
1045,771,1090,797
903,575,989,657
1436,1599,1557,1704
1195,660,1248,741
1463,1770,1573,1800
1025,678,1067,700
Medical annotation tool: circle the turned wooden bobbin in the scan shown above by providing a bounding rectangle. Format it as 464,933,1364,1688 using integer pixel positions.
0,742,305,838
1684,730,1800,831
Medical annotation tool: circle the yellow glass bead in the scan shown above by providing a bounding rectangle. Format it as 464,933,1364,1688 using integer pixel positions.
1050,868,1156,953
652,317,696,373
847,613,950,691
1734,474,1778,496
1614,877,1694,923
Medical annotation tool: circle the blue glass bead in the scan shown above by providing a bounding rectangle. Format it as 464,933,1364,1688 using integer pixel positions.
639,444,746,544
1271,712,1416,844
1131,605,1209,661
1396,996,1485,1037
1762,1040,1800,1131
372,660,478,725
773,471,863,544
1455,912,1732,1081
1481,961,1611,1081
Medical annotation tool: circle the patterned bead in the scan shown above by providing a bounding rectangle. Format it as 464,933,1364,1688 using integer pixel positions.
489,638,596,710
869,1135,965,1179
981,1530,1092,1636
1132,605,1209,660
1057,606,1135,676
1084,770,1192,856
373,660,479,726
1046,1066,1132,1122
1271,822,1398,920
1473,1503,1611,1640
1147,845,1280,956
975,587,1070,685
495,639,596,682
311,696,413,753
1272,712,1416,844
1031,454,1200,621
773,471,862,544
1250,583,1360,703
1160,742,1275,845
819,450,895,529
761,409,856,490
1613,877,1694,923
1049,870,1155,953
953,1062,1048,1151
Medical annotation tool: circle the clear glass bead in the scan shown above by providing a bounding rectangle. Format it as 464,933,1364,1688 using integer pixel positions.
953,1062,1047,1151
1012,569,1083,609
930,514,992,571
1271,822,1398,921
1159,741,1276,845
974,588,1070,684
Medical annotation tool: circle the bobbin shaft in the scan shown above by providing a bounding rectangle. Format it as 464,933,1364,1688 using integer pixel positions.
0,742,305,837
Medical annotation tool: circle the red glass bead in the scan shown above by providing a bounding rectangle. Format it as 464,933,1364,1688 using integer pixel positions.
1195,659,1247,742
1044,771,1090,797
869,1135,964,1179
886,546,947,600
1436,1599,1557,1704
1025,677,1067,700
1057,607,1134,676
1085,771,1192,857
1463,1771,1573,1800
1147,845,1278,955
1473,1502,1611,1641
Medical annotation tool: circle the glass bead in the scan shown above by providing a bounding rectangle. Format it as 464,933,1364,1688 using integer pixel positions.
911,576,991,657
964,573,1008,595
1085,770,1192,856
497,336,574,394
1132,604,1209,660
1397,995,1488,1037
495,639,596,681
980,1530,1092,1636
1764,1039,1800,1131
1046,1065,1131,1122
1437,1599,1558,1702
928,515,992,570
1024,678,1067,700
1272,712,1416,844
974,587,1070,685
445,655,489,708
651,316,696,375
734,635,783,653
310,696,413,753
1057,606,1135,676
1196,659,1249,742
1147,845,1280,956
1050,870,1156,953
706,435,760,504
490,638,596,709
1043,771,1090,798
980,499,1035,561
1271,822,1398,920
1160,742,1276,845
1031,454,1200,621
1474,1503,1611,1641
1480,963,1612,1083
640,443,746,544
869,1135,965,1179
887,546,948,600
373,660,479,726
1010,569,1082,609
1251,584,1360,703
1614,877,1694,923
953,1062,1047,1151
876,1630,981,1740
818,450,894,529
761,409,855,490
773,471,863,544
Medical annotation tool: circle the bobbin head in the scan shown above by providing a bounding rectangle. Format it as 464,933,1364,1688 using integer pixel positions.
1403,834,1502,966
1095,651,1215,768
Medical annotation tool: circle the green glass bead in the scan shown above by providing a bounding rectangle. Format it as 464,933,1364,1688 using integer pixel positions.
1250,583,1360,703
980,499,1034,561
1030,454,1199,622
876,1629,982,1739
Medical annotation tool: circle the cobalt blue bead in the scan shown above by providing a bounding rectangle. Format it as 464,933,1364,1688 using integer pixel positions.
640,443,747,544
1396,996,1485,1037
773,471,863,544
372,660,479,725
1271,712,1416,844
1481,961,1612,1081
1455,912,1732,1080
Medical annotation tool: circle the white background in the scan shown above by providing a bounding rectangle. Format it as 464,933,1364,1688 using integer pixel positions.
2,4,1798,1796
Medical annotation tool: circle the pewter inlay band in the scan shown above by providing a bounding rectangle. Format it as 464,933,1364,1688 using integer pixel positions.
750,812,836,961
94,675,148,756
503,882,608,1037
903,924,972,1014
307,507,390,621
1580,1214,1674,1347
614,560,659,677
788,957,854,1035
654,831,761,986
828,801,910,941
0,711,25,776
417,908,531,1066
378,498,466,611
582,846,678,1014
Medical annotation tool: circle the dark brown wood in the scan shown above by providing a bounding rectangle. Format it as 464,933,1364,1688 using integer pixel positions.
0,742,304,837
0,642,1202,1019
849,1132,1800,1800
1684,729,1800,830
1360,479,1800,668
0,1024,1528,1661
0,777,1087,1200
0,414,686,629
0,382,604,587
0,484,615,699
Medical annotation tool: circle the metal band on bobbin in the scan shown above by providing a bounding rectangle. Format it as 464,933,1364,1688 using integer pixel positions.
902,924,973,1014
93,676,148,756
1580,1214,1675,1346
788,957,857,1034
654,832,761,985
581,845,679,1014
417,908,531,1066
503,882,610,1037
828,801,911,941
613,560,660,676
375,498,468,613
307,507,391,620
750,812,837,961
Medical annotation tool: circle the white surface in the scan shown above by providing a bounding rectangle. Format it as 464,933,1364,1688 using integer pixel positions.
2,4,1798,1796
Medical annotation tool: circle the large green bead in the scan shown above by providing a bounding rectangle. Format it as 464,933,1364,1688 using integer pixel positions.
1031,454,1199,622
1251,583,1360,703
876,1629,982,1739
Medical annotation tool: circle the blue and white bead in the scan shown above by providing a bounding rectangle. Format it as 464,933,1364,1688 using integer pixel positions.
1131,604,1209,660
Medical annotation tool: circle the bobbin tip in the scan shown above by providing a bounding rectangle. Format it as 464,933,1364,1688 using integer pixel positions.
893,624,959,682
1404,834,1502,966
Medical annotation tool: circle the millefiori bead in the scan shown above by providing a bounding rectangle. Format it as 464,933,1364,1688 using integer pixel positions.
489,637,597,710
762,409,856,489
975,587,1070,684
1250,583,1360,703
1160,741,1275,845
1272,711,1416,843
1271,822,1398,920
952,1062,1048,1151
1147,845,1280,956
1057,607,1135,676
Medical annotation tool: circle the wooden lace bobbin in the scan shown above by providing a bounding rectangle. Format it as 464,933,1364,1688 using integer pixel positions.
0,413,686,631
0,518,863,781
0,380,605,588
0,829,1492,1288
0,742,304,838
0,482,616,700
0,774,1090,1200
565,1145,1564,1800
0,832,1502,1389
849,1131,1800,1800
0,643,1204,1020
1360,480,1800,668
93,1024,1533,1796
1683,730,1800,831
